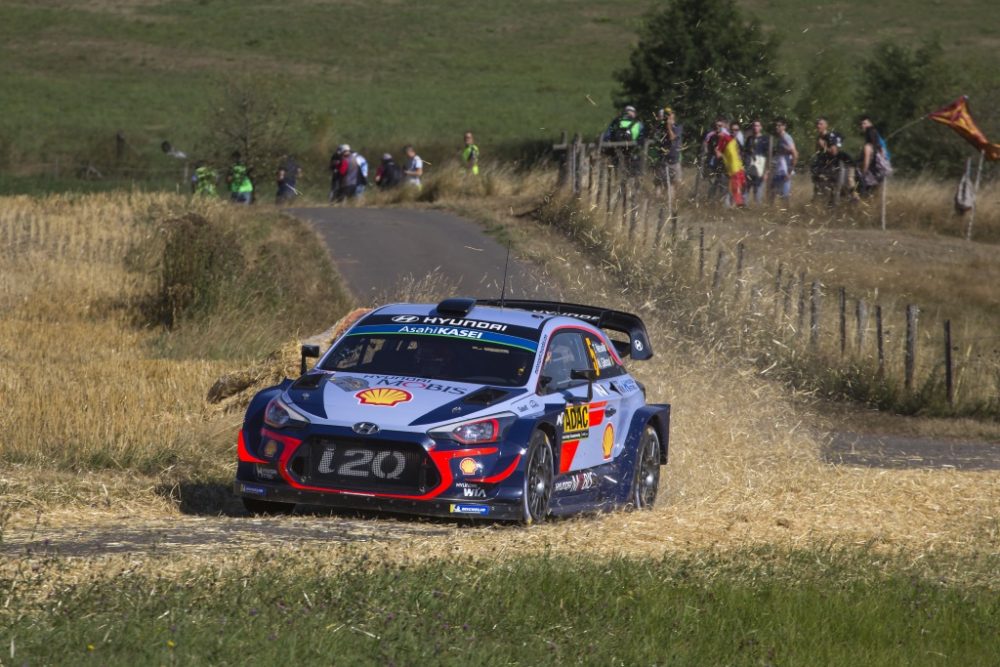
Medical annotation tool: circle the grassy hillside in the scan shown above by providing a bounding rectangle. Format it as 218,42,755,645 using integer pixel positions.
1,0,997,192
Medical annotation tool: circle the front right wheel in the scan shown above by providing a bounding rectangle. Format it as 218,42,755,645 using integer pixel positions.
629,423,661,509
522,430,554,524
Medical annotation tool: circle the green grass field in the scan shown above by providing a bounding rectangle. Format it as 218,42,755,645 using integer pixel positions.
2,0,997,193
4,550,998,666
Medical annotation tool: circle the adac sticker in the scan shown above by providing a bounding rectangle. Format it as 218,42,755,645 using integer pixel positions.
562,404,590,439
355,388,412,406
449,504,490,515
602,423,615,460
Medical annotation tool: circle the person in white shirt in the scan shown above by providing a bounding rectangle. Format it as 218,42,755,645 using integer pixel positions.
403,145,423,188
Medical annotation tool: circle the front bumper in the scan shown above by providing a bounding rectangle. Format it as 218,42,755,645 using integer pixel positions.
234,480,523,520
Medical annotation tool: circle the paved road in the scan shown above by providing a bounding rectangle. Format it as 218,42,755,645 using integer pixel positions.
289,207,548,301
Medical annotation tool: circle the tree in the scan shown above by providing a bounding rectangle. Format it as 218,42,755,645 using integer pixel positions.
858,38,966,174
613,0,787,138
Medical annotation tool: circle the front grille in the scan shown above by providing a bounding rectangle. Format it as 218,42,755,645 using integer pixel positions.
289,437,439,495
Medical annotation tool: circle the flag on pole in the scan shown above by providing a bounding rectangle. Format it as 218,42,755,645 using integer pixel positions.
928,96,1000,161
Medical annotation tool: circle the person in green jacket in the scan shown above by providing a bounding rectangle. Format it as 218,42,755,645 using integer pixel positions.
191,161,218,196
227,151,254,204
462,131,480,175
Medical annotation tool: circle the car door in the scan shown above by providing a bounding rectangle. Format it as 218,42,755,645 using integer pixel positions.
541,330,615,474
581,331,627,466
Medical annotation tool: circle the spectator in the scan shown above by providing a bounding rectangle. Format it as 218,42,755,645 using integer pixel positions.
375,153,403,189
715,127,745,208
227,151,253,204
329,145,367,201
729,121,745,148
769,119,798,204
701,116,728,201
462,132,480,175
403,145,424,188
817,131,857,205
742,120,770,205
810,116,830,197
192,161,217,197
275,155,301,205
650,106,683,189
858,116,890,198
603,104,644,174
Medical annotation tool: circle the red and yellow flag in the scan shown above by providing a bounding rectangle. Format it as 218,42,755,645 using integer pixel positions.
928,96,1000,161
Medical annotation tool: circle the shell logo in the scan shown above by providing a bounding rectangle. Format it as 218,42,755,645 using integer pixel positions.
355,388,412,407
602,424,615,460
459,457,479,475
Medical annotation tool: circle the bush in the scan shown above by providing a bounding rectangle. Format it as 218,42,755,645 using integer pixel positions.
157,213,244,327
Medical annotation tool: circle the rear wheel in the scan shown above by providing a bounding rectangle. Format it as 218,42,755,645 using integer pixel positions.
522,430,554,524
243,497,296,516
630,424,661,509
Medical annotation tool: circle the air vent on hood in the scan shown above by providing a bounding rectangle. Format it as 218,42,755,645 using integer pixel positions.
292,373,328,390
463,387,510,407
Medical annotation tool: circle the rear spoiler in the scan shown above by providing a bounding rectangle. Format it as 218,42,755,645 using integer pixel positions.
476,299,653,360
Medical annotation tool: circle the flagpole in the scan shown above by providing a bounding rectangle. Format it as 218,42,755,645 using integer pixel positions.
967,149,985,241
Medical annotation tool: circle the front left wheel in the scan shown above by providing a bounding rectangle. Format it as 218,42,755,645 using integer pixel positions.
629,423,661,509
522,430,554,524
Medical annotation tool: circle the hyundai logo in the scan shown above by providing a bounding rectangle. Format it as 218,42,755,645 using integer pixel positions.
391,315,420,323
352,422,380,435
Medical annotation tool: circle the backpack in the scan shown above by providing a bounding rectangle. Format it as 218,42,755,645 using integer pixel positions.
610,117,636,143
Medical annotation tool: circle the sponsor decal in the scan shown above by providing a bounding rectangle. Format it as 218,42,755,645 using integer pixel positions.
602,423,615,460
584,337,601,376
356,388,412,407
391,315,421,323
554,471,599,493
241,483,267,496
365,375,467,395
317,446,408,479
262,439,280,458
461,486,487,499
563,404,590,439
614,378,640,394
449,503,490,515
533,334,550,373
593,383,609,397
254,465,278,480
591,340,616,369
634,339,644,352
330,376,369,392
419,316,508,332
458,457,479,476
399,325,484,339
348,324,538,352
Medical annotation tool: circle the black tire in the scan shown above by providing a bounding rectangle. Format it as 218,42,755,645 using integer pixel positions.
522,430,554,524
629,423,661,510
243,497,296,516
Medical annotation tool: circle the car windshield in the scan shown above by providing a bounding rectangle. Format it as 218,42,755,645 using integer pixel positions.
319,333,535,387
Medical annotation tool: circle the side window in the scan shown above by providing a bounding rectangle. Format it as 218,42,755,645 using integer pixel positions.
540,332,590,390
584,333,624,378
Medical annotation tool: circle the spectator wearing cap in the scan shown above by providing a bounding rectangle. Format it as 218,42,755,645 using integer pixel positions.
403,145,423,189
330,144,368,201
815,131,856,205
603,104,644,175
651,106,683,189
375,153,403,189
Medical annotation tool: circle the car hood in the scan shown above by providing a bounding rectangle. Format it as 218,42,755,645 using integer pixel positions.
284,372,524,429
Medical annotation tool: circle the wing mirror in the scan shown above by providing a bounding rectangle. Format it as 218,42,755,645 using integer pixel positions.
300,344,320,375
570,368,598,401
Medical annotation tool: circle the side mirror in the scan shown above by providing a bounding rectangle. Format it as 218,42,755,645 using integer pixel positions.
538,375,553,395
300,344,320,375
570,368,598,401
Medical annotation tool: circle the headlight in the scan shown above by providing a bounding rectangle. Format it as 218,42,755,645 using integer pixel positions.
263,397,310,429
430,413,516,445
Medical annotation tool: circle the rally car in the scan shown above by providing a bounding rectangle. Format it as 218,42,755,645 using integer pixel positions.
235,298,669,523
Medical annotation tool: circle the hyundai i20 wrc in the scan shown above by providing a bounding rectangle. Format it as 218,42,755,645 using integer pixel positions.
235,298,670,523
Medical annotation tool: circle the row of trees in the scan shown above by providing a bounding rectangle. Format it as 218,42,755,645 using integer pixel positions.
612,0,986,176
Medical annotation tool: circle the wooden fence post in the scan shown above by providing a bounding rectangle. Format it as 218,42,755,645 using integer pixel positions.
566,133,577,193
698,227,706,279
944,319,954,407
621,180,629,229
855,299,868,351
875,305,885,378
838,287,847,356
596,156,606,208
712,249,725,292
606,165,614,215
735,242,745,296
654,206,666,247
797,272,806,339
810,281,821,348
905,304,918,391
670,216,678,247
572,133,582,195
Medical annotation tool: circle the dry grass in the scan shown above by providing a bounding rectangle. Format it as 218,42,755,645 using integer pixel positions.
1,180,998,593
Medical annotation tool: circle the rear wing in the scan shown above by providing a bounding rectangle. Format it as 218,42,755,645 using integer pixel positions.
476,299,653,360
